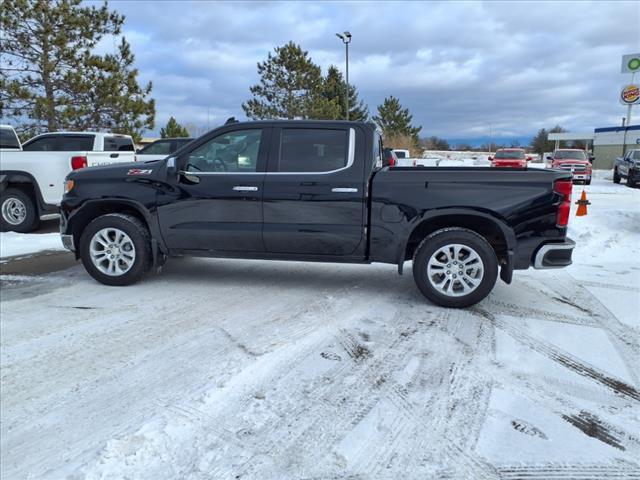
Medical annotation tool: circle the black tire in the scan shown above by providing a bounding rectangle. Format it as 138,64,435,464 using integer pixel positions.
626,174,636,188
613,168,621,184
0,187,40,233
412,227,498,308
79,213,152,286
585,178,592,185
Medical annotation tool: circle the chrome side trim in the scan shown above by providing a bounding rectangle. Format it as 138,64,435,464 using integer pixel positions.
533,241,574,269
332,187,358,193
232,186,258,192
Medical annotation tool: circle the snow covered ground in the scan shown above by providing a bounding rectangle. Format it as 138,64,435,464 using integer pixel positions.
0,231,64,259
1,176,639,479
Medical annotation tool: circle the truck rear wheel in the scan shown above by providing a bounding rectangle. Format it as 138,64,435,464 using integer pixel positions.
613,168,621,184
412,227,498,308
79,213,152,286
1,188,40,233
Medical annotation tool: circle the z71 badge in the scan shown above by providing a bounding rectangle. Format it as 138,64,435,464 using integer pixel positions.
127,169,153,176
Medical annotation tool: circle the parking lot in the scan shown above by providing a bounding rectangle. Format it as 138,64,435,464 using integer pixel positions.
0,174,638,479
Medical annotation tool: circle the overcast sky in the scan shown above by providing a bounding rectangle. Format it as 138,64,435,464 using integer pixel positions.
101,0,639,142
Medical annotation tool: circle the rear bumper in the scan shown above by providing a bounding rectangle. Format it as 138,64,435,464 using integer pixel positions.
533,238,575,269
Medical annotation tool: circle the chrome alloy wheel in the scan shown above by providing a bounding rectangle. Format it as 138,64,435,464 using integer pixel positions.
89,228,136,276
426,243,484,297
1,197,27,225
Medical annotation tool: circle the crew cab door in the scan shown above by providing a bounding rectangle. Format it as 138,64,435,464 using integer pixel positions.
156,127,269,253
262,125,366,257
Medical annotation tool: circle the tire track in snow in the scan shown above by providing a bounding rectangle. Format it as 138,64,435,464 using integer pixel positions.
496,462,640,479
474,308,640,403
233,314,427,478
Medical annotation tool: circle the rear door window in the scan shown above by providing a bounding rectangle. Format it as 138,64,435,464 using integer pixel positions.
56,135,94,151
104,136,135,151
22,135,94,151
278,128,349,173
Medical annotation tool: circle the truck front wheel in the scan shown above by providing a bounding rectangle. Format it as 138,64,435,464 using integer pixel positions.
79,213,152,286
613,168,621,184
412,227,498,308
1,188,40,233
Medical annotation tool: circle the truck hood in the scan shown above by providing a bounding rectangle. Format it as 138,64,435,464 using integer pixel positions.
68,159,163,180
491,159,527,167
553,160,589,166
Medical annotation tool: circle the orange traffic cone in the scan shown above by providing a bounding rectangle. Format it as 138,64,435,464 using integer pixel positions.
575,189,590,216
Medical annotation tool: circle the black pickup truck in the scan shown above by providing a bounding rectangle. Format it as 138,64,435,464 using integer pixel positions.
60,120,575,308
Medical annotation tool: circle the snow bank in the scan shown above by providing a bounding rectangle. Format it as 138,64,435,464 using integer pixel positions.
0,232,64,259
567,180,640,264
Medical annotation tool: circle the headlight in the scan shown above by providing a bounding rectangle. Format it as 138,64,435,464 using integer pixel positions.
64,179,75,194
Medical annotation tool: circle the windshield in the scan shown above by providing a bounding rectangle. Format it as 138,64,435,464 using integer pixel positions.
554,150,586,160
632,150,640,160
0,128,20,149
495,150,525,160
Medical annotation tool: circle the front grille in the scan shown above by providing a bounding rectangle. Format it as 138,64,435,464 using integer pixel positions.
559,164,586,172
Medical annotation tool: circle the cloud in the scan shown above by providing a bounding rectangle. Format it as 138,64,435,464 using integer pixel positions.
98,0,640,140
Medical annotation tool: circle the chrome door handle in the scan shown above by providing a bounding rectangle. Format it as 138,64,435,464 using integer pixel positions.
331,187,358,193
233,186,258,192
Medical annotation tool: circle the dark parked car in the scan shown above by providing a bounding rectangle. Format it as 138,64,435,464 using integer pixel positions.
136,137,194,161
614,149,640,186
60,121,575,308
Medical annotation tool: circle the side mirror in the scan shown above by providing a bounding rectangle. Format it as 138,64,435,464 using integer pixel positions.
546,156,553,160
526,156,532,161
488,156,493,161
166,156,177,173
179,171,201,184
589,156,594,163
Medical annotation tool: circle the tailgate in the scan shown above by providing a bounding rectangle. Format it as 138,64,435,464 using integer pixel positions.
86,151,136,167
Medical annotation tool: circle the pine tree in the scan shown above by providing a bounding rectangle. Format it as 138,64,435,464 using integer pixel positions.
372,96,422,143
243,42,331,120
530,125,565,155
0,0,154,138
422,136,450,151
160,117,190,138
322,66,369,121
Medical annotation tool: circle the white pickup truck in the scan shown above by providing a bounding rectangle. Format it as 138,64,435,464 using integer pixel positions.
0,126,136,232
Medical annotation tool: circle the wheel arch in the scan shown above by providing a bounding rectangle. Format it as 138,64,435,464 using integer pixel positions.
0,171,49,214
401,208,516,283
67,199,166,261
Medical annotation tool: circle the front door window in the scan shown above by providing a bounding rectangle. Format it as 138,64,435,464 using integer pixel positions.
185,129,262,173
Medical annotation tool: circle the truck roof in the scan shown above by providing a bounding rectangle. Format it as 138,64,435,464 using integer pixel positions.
31,131,132,138
212,120,377,130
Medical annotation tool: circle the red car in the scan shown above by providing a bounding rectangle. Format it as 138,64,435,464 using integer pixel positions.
547,149,592,185
489,148,531,168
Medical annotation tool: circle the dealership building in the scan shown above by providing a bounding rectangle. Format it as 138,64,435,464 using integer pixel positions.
549,124,640,169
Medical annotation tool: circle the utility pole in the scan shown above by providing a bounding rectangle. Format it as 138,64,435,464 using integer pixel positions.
336,31,352,121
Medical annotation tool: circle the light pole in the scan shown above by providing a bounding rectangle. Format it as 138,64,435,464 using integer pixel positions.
336,31,352,120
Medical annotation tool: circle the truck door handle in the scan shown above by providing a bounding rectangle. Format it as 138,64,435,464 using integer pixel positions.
233,186,258,192
110,153,119,158
331,187,358,193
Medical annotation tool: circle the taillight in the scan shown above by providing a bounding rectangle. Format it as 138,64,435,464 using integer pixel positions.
554,179,572,227
71,156,87,170
389,156,396,167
